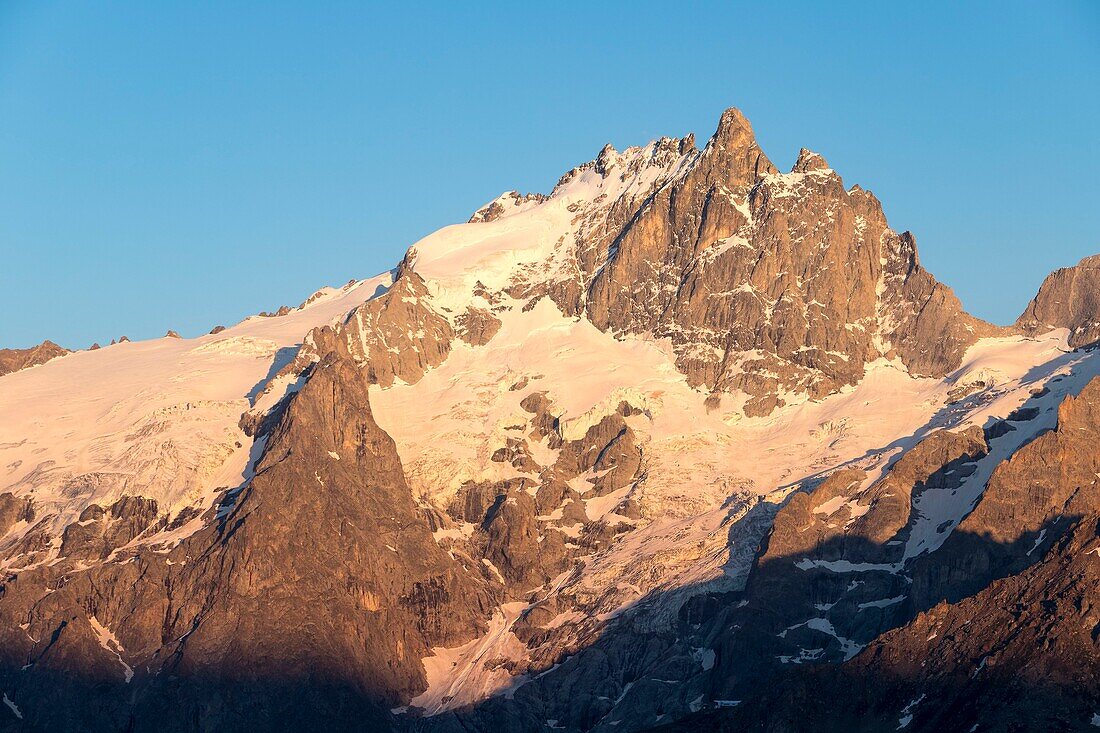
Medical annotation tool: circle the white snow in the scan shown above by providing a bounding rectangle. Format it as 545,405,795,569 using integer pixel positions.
777,647,825,664
897,693,925,729
481,558,506,583
2,693,21,719
409,601,530,714
858,595,906,611
971,656,988,678
781,617,863,661
89,615,133,683
0,276,388,564
795,559,902,574
433,523,476,543
1026,529,1047,556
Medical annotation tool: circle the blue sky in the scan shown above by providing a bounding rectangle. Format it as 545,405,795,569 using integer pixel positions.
1,1,1098,348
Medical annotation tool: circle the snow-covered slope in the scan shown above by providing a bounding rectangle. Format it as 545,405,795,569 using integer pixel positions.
372,321,1097,715
0,276,388,565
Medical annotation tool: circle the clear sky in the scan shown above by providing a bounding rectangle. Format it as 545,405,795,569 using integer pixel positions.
1,1,1098,349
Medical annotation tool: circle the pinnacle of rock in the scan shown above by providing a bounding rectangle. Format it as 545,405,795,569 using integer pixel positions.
792,147,830,172
594,143,619,175
697,106,777,184
710,106,755,148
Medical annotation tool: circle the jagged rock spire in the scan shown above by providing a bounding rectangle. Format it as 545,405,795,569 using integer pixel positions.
792,147,830,172
700,107,777,185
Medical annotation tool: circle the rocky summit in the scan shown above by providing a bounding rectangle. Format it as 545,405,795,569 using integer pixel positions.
2,108,1100,732
0,341,68,378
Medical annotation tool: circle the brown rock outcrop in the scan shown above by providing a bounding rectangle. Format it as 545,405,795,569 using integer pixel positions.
0,493,34,536
302,268,455,387
1017,253,1100,347
455,306,503,345
57,496,160,561
0,340,69,376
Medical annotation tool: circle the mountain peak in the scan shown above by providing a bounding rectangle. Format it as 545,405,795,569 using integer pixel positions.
711,106,754,144
0,339,69,377
594,142,619,175
792,147,830,172
1017,253,1100,346
700,107,777,184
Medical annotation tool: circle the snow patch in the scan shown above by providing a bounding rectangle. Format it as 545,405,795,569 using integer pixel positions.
2,693,21,719
89,616,133,683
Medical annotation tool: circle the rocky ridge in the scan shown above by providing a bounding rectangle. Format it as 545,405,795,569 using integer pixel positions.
1017,253,1100,348
0,340,69,377
492,108,1002,414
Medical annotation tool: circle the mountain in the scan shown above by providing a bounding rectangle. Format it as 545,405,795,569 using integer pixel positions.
1017,253,1100,348
662,377,1100,732
0,341,68,377
1,108,1099,732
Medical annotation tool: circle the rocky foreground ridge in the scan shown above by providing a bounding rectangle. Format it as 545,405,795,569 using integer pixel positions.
1,109,1099,731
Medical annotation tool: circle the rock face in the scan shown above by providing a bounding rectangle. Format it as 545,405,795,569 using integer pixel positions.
338,270,454,386
912,374,1100,607
524,109,1000,414
661,516,1100,732
1017,253,1100,347
702,425,990,703
0,339,68,376
287,264,455,388
57,496,160,561
0,494,34,537
437,394,647,597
